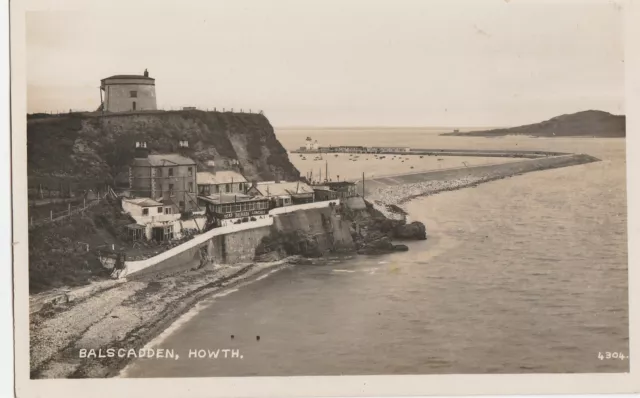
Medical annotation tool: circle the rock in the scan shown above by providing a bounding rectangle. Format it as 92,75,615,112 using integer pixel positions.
392,221,427,240
357,237,396,255
288,257,314,265
393,244,409,251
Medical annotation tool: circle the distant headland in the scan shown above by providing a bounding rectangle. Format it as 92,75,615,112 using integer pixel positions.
441,110,625,138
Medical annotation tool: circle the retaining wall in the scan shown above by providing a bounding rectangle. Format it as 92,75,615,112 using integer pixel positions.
122,200,340,279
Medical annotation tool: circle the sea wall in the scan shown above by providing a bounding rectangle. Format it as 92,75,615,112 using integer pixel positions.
122,200,344,279
360,153,599,195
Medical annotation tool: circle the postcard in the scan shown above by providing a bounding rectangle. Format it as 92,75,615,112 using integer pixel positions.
11,0,639,396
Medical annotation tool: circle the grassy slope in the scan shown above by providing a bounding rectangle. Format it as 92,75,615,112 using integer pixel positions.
27,110,300,190
28,199,136,294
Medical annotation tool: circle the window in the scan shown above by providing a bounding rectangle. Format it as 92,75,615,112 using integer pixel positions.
214,185,219,193
164,207,172,215
157,207,163,213
168,168,174,177
188,167,193,176
130,91,137,98
179,201,185,209
156,168,163,177
164,225,174,240
132,101,136,111
225,184,230,193
248,202,255,211
234,204,241,212
188,182,193,193
142,208,149,216
169,184,174,196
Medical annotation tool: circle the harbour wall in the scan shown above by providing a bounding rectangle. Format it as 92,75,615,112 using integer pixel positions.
357,153,600,195
293,147,570,158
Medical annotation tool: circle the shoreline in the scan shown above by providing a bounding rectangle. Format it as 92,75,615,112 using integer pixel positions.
30,257,298,378
27,172,497,379
29,153,599,378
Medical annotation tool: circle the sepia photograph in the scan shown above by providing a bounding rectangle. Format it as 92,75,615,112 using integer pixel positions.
10,0,640,396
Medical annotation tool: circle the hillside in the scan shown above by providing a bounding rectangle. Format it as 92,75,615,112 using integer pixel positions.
441,110,625,138
27,110,300,189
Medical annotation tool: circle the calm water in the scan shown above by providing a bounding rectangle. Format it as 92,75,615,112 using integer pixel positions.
123,129,628,376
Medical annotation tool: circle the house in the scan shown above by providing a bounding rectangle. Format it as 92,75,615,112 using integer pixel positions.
129,141,199,213
121,197,181,241
247,181,315,207
197,170,248,196
121,196,207,241
198,193,270,227
325,181,358,199
312,185,340,201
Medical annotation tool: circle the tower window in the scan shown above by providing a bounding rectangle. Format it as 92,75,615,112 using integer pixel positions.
130,91,138,98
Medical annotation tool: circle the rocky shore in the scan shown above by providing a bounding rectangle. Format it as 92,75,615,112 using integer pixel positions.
369,175,496,216
29,258,295,378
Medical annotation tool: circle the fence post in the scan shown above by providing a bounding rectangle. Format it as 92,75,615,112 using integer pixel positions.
50,210,53,220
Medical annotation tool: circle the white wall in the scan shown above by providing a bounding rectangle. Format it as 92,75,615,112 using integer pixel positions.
120,200,338,278
269,199,339,215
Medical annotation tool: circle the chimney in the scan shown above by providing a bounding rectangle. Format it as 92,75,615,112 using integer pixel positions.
206,159,216,174
144,68,149,77
177,140,190,157
134,141,149,158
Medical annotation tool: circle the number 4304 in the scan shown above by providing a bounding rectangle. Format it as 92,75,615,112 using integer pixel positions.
598,352,628,360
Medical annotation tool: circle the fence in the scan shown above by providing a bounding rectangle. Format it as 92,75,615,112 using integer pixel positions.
29,197,103,230
28,107,265,119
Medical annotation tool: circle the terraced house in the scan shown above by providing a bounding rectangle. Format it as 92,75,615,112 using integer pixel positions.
129,141,199,213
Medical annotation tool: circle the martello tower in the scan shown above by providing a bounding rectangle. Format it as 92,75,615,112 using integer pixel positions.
99,69,157,112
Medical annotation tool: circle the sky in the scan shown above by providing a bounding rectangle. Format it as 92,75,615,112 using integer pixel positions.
25,0,625,127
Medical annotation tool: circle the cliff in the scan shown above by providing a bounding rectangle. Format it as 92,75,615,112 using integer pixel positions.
441,110,625,138
27,110,300,188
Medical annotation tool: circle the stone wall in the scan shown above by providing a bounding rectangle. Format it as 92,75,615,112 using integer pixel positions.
122,201,350,279
104,83,157,113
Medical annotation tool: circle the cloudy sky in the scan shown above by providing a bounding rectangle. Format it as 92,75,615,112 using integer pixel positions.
26,0,624,127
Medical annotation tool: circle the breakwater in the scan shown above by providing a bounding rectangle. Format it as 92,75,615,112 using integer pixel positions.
360,153,600,216
292,146,571,158
357,153,598,194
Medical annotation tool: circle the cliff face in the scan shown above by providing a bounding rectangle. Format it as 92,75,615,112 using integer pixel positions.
441,110,625,138
27,110,300,187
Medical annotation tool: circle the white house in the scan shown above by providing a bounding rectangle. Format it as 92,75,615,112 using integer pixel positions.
121,197,206,241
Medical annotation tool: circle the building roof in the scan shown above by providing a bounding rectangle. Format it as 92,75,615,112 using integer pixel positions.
123,197,163,207
102,74,155,81
326,181,356,188
254,181,314,197
198,193,266,205
133,154,196,167
197,170,248,185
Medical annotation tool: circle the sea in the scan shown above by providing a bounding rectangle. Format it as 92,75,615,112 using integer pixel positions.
122,128,629,376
